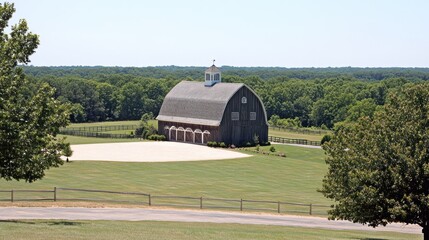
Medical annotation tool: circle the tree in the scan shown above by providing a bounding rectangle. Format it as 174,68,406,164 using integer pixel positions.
344,98,378,122
135,113,156,139
118,82,145,120
0,2,70,182
321,83,429,239
62,143,73,162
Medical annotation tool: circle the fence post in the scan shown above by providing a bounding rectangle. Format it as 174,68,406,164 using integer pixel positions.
240,199,243,211
309,204,312,215
11,190,13,202
200,197,203,209
277,201,280,213
148,194,151,206
54,187,57,202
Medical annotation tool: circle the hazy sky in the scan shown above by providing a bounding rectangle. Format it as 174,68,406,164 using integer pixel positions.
9,0,429,67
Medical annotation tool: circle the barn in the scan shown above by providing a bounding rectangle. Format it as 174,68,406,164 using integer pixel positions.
156,64,268,146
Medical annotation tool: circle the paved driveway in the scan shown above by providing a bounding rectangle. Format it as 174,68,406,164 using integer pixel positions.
0,207,421,234
68,142,250,162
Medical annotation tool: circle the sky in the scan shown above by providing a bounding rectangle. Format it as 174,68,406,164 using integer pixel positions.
8,0,429,67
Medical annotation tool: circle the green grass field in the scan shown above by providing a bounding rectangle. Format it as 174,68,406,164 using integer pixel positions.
60,135,140,145
0,220,420,240
268,128,325,141
66,120,327,141
2,125,417,239
0,143,329,212
68,120,140,128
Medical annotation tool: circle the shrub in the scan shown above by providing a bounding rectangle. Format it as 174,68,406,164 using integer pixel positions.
252,134,260,146
147,134,166,141
255,146,260,152
245,142,253,147
321,134,332,145
207,141,219,147
219,142,227,148
270,146,276,152
260,141,271,146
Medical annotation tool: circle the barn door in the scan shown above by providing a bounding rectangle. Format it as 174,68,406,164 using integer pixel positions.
232,126,241,146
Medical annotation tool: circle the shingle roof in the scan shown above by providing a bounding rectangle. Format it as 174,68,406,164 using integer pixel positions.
205,64,221,73
157,81,244,126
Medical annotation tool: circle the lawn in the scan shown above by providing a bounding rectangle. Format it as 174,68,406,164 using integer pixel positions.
68,120,140,128
60,135,140,145
66,120,326,142
268,128,326,141
0,220,420,240
0,143,330,213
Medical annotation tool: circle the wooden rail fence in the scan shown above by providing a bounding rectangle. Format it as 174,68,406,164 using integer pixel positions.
0,187,330,216
59,129,136,139
59,124,323,146
268,136,321,146
269,126,330,135
62,125,138,133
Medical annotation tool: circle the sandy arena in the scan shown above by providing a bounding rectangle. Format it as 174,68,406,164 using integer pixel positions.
67,142,251,162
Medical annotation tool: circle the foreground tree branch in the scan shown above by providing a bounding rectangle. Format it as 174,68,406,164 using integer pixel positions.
321,83,429,239
0,2,70,182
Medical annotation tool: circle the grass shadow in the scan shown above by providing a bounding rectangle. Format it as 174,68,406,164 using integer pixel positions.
0,220,36,224
0,220,84,226
47,221,83,226
357,238,390,240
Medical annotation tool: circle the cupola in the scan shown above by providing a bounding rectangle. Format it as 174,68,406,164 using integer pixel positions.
204,60,221,87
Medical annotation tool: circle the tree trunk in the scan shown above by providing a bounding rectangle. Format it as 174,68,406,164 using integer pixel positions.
424,226,429,240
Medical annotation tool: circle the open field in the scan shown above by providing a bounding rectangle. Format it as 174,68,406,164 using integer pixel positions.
0,144,329,207
68,120,140,128
0,220,420,240
65,120,328,142
60,135,140,145
268,128,325,141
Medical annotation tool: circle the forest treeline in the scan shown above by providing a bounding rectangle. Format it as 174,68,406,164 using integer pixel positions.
23,66,429,128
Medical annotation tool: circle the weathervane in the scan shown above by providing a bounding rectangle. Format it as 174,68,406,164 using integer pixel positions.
212,59,215,66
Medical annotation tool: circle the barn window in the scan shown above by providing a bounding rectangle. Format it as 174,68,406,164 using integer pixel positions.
241,97,247,104
250,112,256,120
231,112,239,121
214,73,220,81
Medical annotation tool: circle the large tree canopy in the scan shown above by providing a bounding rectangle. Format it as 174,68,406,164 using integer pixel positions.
321,83,429,238
0,2,70,182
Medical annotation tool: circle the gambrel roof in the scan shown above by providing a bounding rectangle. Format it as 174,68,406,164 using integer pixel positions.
157,81,244,126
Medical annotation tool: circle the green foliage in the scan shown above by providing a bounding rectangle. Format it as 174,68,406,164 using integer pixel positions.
269,146,276,152
135,113,156,139
147,134,166,141
268,114,280,126
0,3,70,182
269,115,302,128
321,83,429,234
207,141,220,148
62,143,73,157
219,142,227,148
320,134,332,145
252,134,260,146
13,49,428,128
345,98,378,122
